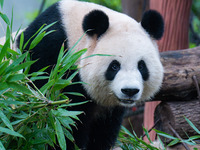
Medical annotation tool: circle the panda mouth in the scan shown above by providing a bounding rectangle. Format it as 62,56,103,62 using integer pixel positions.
118,99,135,104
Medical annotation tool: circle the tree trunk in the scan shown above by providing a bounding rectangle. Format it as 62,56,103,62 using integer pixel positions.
150,0,192,51
154,101,200,143
121,0,149,21
154,46,200,101
144,0,192,142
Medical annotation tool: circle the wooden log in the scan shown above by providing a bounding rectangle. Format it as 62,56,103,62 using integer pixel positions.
154,101,200,143
144,0,192,142
153,46,200,101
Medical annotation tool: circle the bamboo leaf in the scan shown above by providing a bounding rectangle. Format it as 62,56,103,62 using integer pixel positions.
38,21,57,35
0,127,24,139
0,60,9,75
0,0,4,9
0,39,9,62
63,127,74,142
7,82,32,95
40,79,55,94
184,116,200,134
10,60,36,72
55,118,66,150
6,25,11,47
0,141,6,150
0,110,13,130
0,12,10,25
23,24,46,50
5,52,28,73
29,31,46,50
7,74,25,82
167,138,180,147
154,129,177,140
143,127,152,143
19,32,24,50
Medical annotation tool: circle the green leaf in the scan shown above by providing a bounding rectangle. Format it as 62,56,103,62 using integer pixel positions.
9,60,35,72
0,39,9,63
154,129,177,140
10,7,14,37
0,83,8,90
0,140,6,150
7,47,19,55
50,45,64,80
184,116,200,134
0,0,4,9
64,92,85,97
157,135,166,150
55,118,66,150
0,12,10,25
63,127,74,142
0,127,24,139
53,108,83,118
30,76,49,82
19,32,24,50
58,116,75,131
11,119,25,125
29,31,46,50
120,126,135,138
23,24,46,50
40,79,55,94
58,49,87,79
82,53,113,60
7,74,25,82
58,100,88,107
143,127,152,143
38,21,57,35
0,60,9,75
5,51,28,73
167,138,180,147
53,79,71,91
0,110,13,130
7,82,32,95
188,135,200,140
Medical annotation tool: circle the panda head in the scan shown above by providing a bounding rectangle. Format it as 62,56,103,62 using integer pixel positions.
80,9,164,107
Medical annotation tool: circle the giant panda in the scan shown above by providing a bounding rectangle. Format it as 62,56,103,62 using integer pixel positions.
15,0,164,149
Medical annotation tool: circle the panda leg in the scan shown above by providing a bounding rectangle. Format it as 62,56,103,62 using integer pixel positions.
87,106,125,150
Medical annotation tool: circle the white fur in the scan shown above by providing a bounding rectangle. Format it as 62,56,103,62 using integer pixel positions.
58,0,163,107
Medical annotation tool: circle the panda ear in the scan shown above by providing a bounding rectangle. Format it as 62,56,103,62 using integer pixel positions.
82,10,109,38
141,10,164,40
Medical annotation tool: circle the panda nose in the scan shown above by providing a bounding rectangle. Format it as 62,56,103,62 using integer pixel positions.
121,88,140,97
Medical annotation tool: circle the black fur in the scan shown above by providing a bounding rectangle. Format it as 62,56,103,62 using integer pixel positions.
82,10,109,38
138,60,149,81
141,10,164,40
17,2,68,88
105,60,121,81
16,2,125,150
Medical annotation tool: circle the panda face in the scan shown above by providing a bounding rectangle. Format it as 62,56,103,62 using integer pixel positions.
77,8,164,107
80,31,163,107
105,59,149,106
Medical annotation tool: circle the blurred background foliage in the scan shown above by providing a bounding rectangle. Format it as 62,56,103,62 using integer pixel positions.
190,0,200,47
1,0,200,47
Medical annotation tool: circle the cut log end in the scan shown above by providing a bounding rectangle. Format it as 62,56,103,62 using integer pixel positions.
154,101,200,143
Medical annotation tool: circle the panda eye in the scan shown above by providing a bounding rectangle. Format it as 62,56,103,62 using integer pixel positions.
138,60,149,81
138,60,145,71
111,63,120,71
105,60,121,81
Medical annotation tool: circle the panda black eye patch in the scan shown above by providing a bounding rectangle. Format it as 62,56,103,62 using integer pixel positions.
105,60,120,81
138,60,149,81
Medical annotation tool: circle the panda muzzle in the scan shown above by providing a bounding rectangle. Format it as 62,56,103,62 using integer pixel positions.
118,99,135,104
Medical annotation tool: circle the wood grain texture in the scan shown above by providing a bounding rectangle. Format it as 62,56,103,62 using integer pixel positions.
154,101,200,143
154,46,200,101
